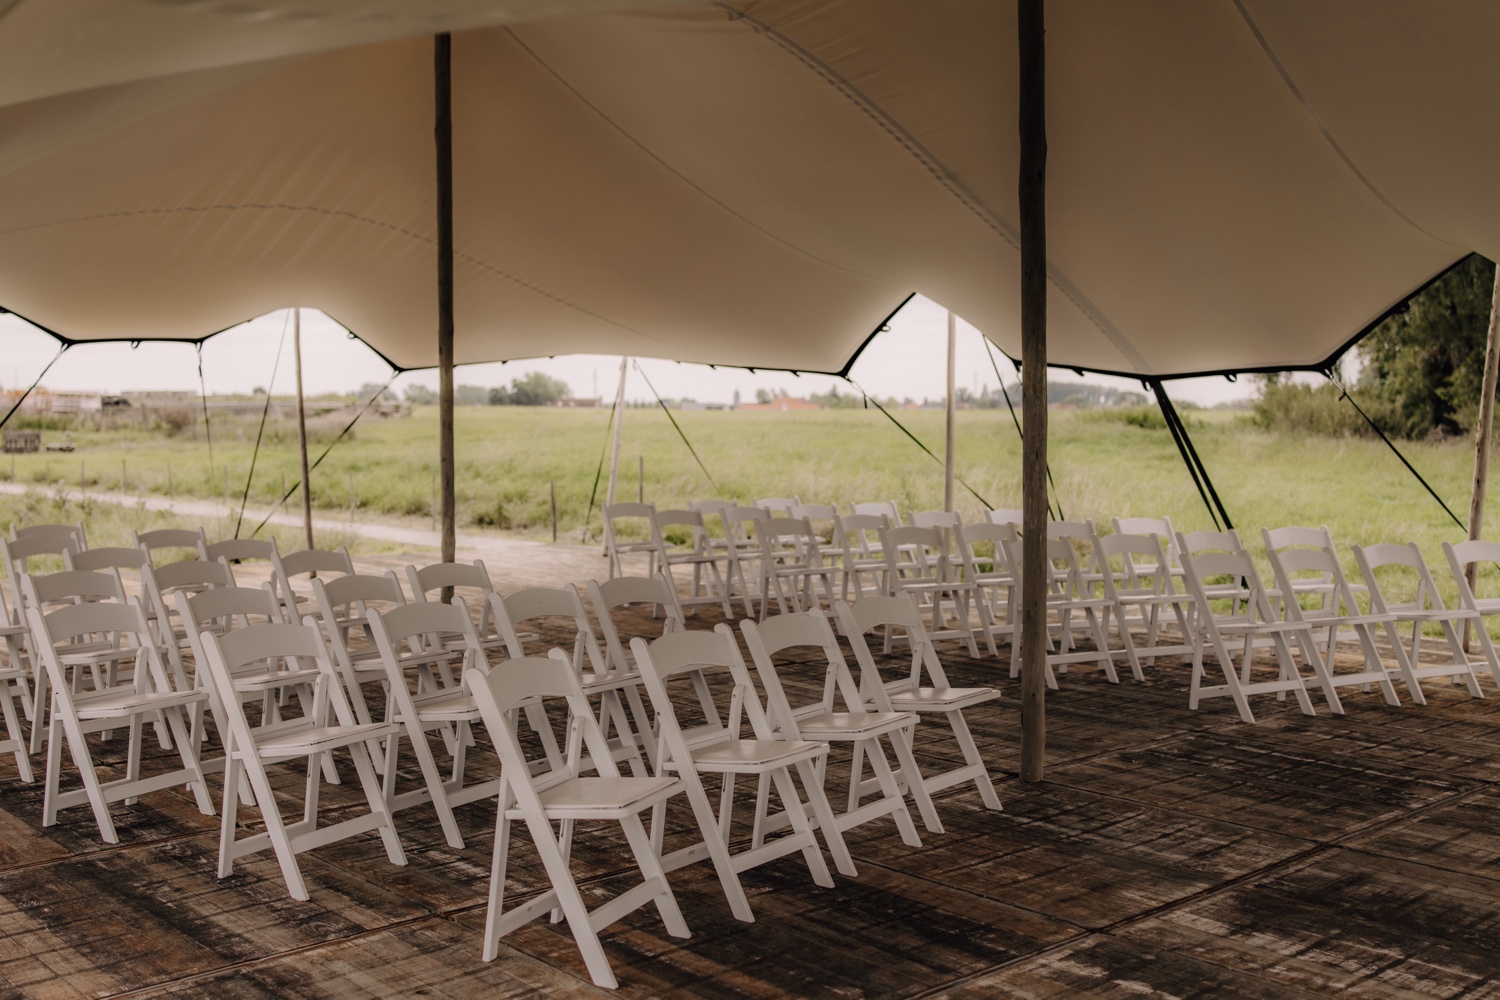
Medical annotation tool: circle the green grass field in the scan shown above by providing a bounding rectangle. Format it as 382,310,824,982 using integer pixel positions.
0,404,1479,547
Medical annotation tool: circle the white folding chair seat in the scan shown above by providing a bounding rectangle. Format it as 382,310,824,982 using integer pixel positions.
1355,542,1485,701
367,599,500,849
271,545,355,620
881,524,996,657
1176,532,1338,723
631,626,853,923
466,653,688,987
603,502,657,579
755,516,837,618
1443,539,1500,686
199,620,405,900
835,595,1001,811
490,585,651,776
742,609,937,842
29,599,212,843
652,508,732,616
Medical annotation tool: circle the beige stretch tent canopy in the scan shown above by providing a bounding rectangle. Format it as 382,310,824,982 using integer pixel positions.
0,0,1496,379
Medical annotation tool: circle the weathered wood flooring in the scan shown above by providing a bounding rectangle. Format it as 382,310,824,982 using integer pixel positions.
5,599,1500,998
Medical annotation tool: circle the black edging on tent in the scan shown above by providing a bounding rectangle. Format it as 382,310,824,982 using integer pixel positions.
1152,379,1233,531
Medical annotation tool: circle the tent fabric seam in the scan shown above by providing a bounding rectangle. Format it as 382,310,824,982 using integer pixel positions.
1231,0,1457,250
717,2,1151,373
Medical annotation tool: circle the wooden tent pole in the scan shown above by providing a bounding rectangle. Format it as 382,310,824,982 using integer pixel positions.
435,32,456,566
606,357,628,509
1018,0,1048,783
1465,266,1500,649
945,310,957,512
293,307,313,550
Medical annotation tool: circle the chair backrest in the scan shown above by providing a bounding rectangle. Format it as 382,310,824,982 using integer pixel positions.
3,533,81,575
199,621,356,741
66,546,150,573
723,504,769,540
1097,532,1175,593
1444,539,1500,610
23,568,127,610
466,651,619,793
986,508,1024,528
880,524,951,580
909,509,963,531
149,558,235,594
12,522,87,547
490,585,606,674
833,595,949,700
688,499,735,539
955,521,1018,578
740,610,865,733
789,503,837,523
835,512,889,558
276,547,356,581
132,527,208,566
852,501,902,523
754,497,801,517
28,598,176,699
313,572,405,619
368,598,482,675
630,624,772,759
603,502,656,543
405,559,494,599
201,537,278,564
1354,542,1444,614
1112,516,1180,566
1262,532,1356,620
175,584,285,676
756,516,820,561
1179,528,1246,557
1263,525,1334,552
587,573,684,672
1175,532,1272,624
652,508,711,556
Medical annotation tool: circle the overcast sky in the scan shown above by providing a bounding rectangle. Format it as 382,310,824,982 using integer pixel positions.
0,293,1262,407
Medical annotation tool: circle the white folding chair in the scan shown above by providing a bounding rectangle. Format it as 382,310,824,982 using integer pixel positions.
1004,535,1123,686
833,512,890,601
1263,525,1366,615
880,524,996,657
603,502,657,579
754,516,837,618
651,508,732,616
404,559,505,658
310,572,419,729
466,652,689,987
491,585,652,776
721,505,771,618
1443,539,1500,686
955,521,1018,645
1354,542,1485,702
368,599,500,848
132,527,208,567
29,599,212,843
1264,531,1401,707
588,573,686,675
199,620,405,900
1176,531,1337,723
1094,531,1195,670
271,545,355,621
140,559,236,681
742,609,938,841
835,596,1002,811
631,626,853,923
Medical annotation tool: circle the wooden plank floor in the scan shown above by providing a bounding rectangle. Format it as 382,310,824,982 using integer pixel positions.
5,599,1500,998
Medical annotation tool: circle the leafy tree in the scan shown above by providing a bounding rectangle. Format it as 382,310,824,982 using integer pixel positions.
403,383,436,405
1358,254,1498,438
490,372,570,406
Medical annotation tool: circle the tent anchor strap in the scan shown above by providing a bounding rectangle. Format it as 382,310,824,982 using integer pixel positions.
0,345,67,433
1152,379,1232,531
634,361,717,491
1331,376,1465,530
845,376,993,510
983,337,1061,519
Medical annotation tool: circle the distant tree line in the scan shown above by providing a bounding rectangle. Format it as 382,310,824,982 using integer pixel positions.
1254,254,1498,440
402,372,571,407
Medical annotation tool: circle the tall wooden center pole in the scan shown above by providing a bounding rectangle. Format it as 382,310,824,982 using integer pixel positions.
435,33,456,566
293,307,314,550
1465,266,1500,646
1018,0,1048,783
945,311,957,512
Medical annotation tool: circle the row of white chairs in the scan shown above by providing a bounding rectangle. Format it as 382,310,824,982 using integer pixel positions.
0,521,1002,989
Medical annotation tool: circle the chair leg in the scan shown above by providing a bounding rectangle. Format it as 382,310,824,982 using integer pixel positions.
888,724,943,834
240,752,310,901
680,774,755,922
482,792,514,963
768,766,834,888
527,814,618,990
862,735,922,847
619,812,690,939
794,757,856,877
946,708,1001,811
